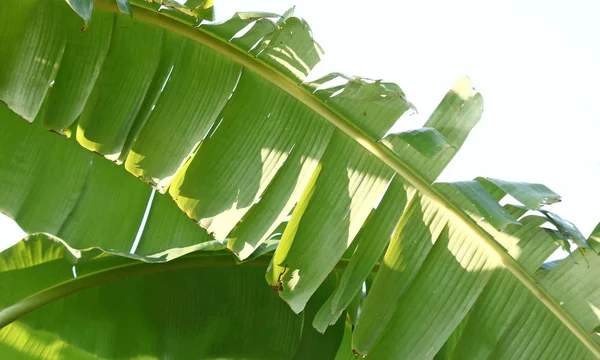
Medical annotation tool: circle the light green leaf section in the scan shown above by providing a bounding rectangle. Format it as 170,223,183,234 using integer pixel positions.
351,192,451,355
382,127,452,158
267,74,412,314
225,83,334,257
41,10,114,135
0,105,92,235
123,31,241,190
314,78,483,331
0,0,69,121
270,132,393,313
65,0,94,25
588,222,600,254
476,177,562,210
312,178,413,332
451,180,520,231
75,15,163,161
443,217,565,359
0,103,214,254
0,234,344,359
255,16,323,83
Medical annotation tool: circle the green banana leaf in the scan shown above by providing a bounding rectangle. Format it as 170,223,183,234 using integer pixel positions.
0,233,344,359
0,0,599,358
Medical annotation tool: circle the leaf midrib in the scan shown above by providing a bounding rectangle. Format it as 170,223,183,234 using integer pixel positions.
59,0,600,356
0,249,365,328
0,252,267,328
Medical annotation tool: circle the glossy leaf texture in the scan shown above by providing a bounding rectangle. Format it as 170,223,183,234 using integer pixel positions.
0,1,599,359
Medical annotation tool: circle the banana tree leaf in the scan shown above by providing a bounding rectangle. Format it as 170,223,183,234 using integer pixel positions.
475,177,561,210
1,1,599,359
354,183,596,359
541,209,589,250
0,104,215,254
333,322,355,360
313,78,484,331
451,180,520,231
0,233,344,359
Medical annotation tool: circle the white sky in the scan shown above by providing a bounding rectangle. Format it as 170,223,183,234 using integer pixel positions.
1,0,599,252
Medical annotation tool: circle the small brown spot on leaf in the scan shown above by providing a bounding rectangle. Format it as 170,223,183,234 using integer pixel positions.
352,349,366,358
48,129,68,138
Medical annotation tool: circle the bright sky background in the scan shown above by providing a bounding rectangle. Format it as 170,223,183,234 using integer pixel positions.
1,0,599,254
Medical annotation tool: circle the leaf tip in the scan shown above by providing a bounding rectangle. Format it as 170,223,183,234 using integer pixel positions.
452,76,473,100
116,0,134,17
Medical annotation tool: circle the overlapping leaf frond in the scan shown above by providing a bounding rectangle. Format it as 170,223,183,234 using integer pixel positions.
0,233,344,359
0,0,599,359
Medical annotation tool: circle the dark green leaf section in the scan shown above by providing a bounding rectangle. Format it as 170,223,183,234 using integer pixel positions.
451,180,520,231
588,222,600,254
268,74,413,313
292,274,346,360
445,219,595,359
312,178,411,332
430,186,598,360
170,70,333,240
41,10,114,134
0,103,212,253
536,251,600,336
350,180,596,359
0,0,71,121
75,15,164,159
0,234,345,359
115,0,132,16
121,29,241,189
135,0,214,22
440,216,600,360
313,78,484,332
541,210,589,250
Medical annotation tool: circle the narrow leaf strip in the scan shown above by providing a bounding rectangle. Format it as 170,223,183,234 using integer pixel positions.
476,177,561,210
541,210,588,249
382,127,452,158
451,180,520,231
